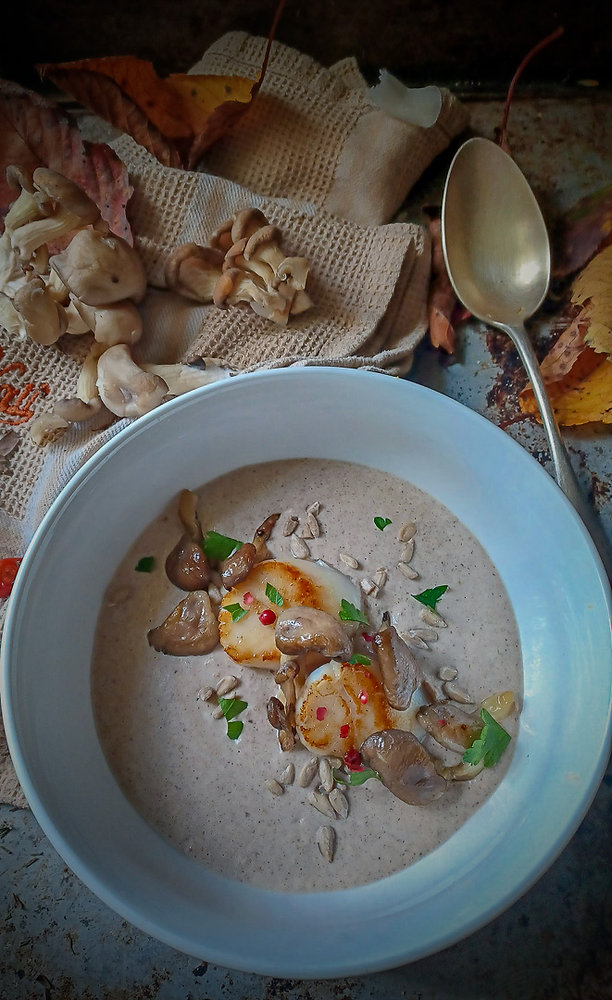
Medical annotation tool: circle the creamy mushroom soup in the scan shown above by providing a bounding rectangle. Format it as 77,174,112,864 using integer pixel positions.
91,459,522,892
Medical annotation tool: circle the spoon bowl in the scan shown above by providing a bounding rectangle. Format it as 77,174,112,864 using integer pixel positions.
441,136,611,580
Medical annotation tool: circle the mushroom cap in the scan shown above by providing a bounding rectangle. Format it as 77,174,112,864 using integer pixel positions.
147,591,219,656
50,229,147,306
360,729,448,806
165,533,211,591
373,625,418,711
416,701,482,753
13,276,67,345
164,243,224,301
230,208,269,243
243,224,283,261
276,256,309,290
275,605,352,660
32,167,100,226
96,343,168,418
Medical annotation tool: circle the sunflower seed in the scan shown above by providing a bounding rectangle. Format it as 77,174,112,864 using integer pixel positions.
306,501,321,516
216,675,238,697
438,665,458,681
404,631,429,649
307,790,337,820
397,561,419,580
316,825,336,863
339,551,359,570
412,627,438,642
278,763,295,786
298,521,314,539
328,787,349,819
290,535,310,559
283,514,299,536
421,607,447,628
443,680,473,704
307,512,321,537
298,757,319,787
265,778,285,796
198,686,215,702
398,522,417,542
212,705,225,719
360,577,376,595
401,538,415,563
318,757,334,793
372,567,388,590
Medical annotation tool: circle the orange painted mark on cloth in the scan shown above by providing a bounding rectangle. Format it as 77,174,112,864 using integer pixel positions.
0,347,52,426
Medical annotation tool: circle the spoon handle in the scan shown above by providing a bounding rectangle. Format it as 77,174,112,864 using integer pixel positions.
502,322,612,582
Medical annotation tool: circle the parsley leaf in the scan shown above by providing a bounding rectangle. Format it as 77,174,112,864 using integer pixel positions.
202,530,242,562
333,768,380,786
338,599,369,625
218,697,248,741
462,709,511,768
265,582,283,606
349,654,371,665
374,516,392,531
135,556,155,573
222,602,248,622
413,585,448,610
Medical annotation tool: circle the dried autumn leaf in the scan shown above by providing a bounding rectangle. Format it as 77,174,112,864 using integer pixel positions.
553,183,612,278
0,78,133,242
520,357,612,426
571,244,612,355
37,56,260,171
519,245,612,425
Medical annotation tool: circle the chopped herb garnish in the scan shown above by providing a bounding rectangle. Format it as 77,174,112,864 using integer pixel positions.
333,768,380,786
223,602,249,622
462,709,511,768
202,530,242,562
265,582,283,606
413,584,448,610
218,697,248,741
349,654,371,665
226,720,244,740
374,516,392,531
135,556,155,573
338,599,369,626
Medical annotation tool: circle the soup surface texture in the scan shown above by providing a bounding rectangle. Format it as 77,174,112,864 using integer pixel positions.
92,459,522,892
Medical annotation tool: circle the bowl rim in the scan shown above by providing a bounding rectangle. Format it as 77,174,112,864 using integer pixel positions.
2,366,611,978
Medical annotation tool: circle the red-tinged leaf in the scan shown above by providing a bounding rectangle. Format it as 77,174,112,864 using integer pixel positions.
36,0,288,171
0,79,133,243
553,184,612,278
426,214,459,353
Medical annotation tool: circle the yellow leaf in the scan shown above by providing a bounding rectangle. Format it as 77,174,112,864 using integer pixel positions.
519,356,612,425
571,244,612,355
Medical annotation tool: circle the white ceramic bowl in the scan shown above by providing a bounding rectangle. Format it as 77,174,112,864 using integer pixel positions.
2,367,611,977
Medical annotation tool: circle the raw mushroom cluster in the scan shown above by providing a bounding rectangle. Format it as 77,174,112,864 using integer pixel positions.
165,208,313,325
0,165,232,445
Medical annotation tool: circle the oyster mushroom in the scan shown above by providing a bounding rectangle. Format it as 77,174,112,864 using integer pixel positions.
165,533,211,591
11,168,101,260
164,243,224,301
50,229,147,306
416,701,482,753
69,296,143,346
230,208,269,243
219,542,257,589
13,276,67,345
96,344,168,418
372,622,419,711
243,224,286,275
360,729,448,806
276,256,310,291
147,591,219,655
275,606,352,660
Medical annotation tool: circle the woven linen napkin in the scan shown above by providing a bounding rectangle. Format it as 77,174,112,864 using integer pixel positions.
0,34,468,807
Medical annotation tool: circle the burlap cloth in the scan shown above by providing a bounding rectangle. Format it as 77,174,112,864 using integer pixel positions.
0,33,468,808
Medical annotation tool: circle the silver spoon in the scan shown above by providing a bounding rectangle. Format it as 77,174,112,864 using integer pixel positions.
441,136,611,579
